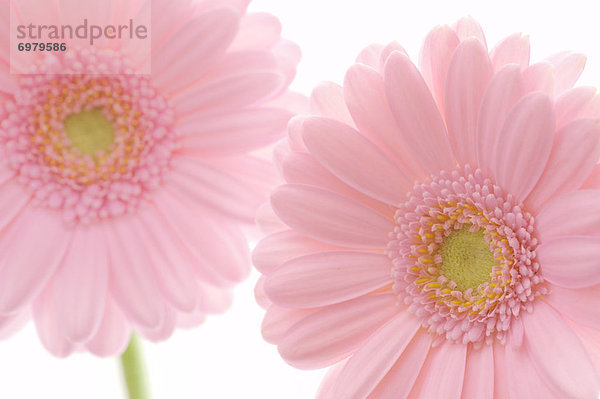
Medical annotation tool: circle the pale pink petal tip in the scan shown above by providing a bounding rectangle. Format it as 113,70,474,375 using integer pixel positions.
490,33,530,70
254,15,600,399
453,16,487,48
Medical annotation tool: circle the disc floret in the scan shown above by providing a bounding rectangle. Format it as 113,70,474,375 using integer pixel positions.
388,166,546,345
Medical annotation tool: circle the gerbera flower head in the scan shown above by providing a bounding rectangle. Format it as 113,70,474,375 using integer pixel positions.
0,0,300,356
255,17,600,398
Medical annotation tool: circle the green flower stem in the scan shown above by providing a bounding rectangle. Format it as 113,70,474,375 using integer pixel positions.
120,334,150,399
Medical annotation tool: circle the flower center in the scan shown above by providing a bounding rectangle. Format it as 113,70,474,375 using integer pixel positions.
0,50,176,224
64,108,115,157
388,166,546,345
439,226,496,291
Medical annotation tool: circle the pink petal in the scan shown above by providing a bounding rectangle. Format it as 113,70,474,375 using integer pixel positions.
476,65,525,176
275,139,297,171
252,230,337,275
332,312,421,398
316,360,348,399
204,50,277,81
270,184,394,249
281,151,394,218
554,87,596,128
265,89,307,115
254,275,270,309
176,310,206,329
278,293,398,369
106,217,166,329
199,0,250,14
522,300,599,398
490,92,555,203
149,0,193,45
265,251,392,308
378,42,408,67
0,178,30,233
493,341,510,399
86,298,131,357
230,12,281,51
52,224,108,343
166,156,264,223
255,202,287,235
198,0,250,14
536,190,600,240
444,38,493,167
462,345,494,399
344,63,425,180
546,284,600,331
136,205,201,312
453,16,487,48
546,52,587,96
384,52,456,175
271,39,302,85
505,344,561,399
411,341,467,399
210,154,279,206
508,317,525,350
190,217,251,283
537,236,600,288
356,44,385,70
0,311,28,340
153,190,250,284
33,285,75,358
366,330,432,399
302,117,413,205
419,25,460,112
0,206,71,315
137,306,176,342
526,119,600,213
310,82,354,126
583,165,600,190
117,1,156,71
174,72,284,116
153,9,239,93
196,281,233,314
523,62,555,97
579,94,600,120
262,305,315,345
147,192,232,286
57,0,113,29
489,33,530,70
286,116,309,152
569,323,600,379
177,108,291,155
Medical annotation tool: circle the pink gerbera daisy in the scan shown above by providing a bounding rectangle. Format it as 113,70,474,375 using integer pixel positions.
254,17,600,398
0,0,300,357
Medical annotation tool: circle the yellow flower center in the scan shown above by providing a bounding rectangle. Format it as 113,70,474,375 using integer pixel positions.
64,108,114,156
439,226,497,291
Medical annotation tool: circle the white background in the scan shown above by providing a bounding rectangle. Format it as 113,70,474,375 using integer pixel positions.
1,0,600,398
